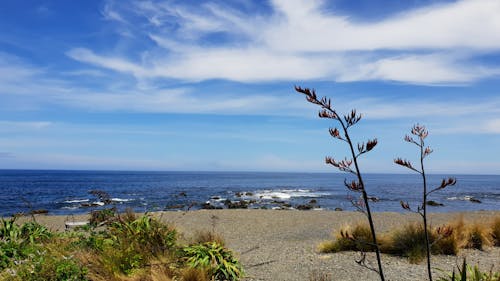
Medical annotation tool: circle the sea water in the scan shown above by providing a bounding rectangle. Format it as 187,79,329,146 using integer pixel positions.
0,170,498,216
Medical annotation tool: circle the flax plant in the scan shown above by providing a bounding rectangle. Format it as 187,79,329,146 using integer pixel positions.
395,124,456,281
295,86,385,281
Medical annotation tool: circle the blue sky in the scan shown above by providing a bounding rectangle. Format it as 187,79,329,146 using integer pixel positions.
1,0,499,174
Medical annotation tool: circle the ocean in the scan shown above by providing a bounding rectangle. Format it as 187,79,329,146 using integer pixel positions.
0,170,498,216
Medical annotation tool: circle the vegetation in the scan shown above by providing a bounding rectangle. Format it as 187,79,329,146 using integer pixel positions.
437,259,500,281
295,86,386,280
0,213,243,281
492,217,500,246
319,217,499,264
395,124,456,280
183,242,243,281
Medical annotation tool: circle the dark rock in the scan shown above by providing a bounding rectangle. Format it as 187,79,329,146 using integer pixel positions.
282,203,292,208
235,192,243,197
29,209,48,215
165,204,185,210
309,199,317,205
296,204,313,210
334,207,343,211
201,202,222,210
426,200,444,207
245,192,254,196
211,196,220,200
178,192,187,197
469,197,482,203
271,200,285,204
225,200,249,209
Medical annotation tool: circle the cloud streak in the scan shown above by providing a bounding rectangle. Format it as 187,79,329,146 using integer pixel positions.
66,0,500,84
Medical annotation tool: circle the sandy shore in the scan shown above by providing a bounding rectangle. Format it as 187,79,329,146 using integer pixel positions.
20,210,500,281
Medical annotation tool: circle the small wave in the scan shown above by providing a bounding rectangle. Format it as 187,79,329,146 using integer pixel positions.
446,195,480,202
92,201,105,206
64,199,89,204
253,189,330,200
61,206,79,210
111,198,133,202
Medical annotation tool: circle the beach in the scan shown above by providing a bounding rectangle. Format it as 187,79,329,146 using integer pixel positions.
22,210,500,281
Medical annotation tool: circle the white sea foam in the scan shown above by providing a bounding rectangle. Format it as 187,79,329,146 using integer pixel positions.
92,201,105,206
61,206,79,210
446,195,478,201
64,199,89,204
253,189,330,200
111,198,133,202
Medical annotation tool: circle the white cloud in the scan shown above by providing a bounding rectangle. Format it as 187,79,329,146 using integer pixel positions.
70,0,500,84
481,119,500,134
0,121,52,130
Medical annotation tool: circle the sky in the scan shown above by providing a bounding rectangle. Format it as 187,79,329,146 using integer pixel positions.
0,0,499,174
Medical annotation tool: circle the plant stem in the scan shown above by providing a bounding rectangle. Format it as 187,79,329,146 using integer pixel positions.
420,139,432,281
341,121,385,281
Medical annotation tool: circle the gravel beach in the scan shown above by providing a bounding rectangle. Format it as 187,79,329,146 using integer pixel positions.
25,210,500,281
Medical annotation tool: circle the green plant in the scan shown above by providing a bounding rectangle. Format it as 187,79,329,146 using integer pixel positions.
20,221,52,244
183,242,243,281
437,259,500,281
395,124,456,280
295,86,385,280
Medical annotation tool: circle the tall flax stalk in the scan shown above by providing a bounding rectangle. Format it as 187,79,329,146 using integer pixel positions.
295,86,385,281
395,124,456,281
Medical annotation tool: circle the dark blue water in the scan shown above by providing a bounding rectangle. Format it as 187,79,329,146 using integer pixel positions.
0,170,498,216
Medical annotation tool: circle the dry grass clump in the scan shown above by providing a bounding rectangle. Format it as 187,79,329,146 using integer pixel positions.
191,230,225,246
451,217,492,250
308,270,332,281
179,267,210,281
489,216,500,246
319,216,500,263
383,223,457,263
318,223,376,253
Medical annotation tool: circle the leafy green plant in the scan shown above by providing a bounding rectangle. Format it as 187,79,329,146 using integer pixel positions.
395,124,456,280
295,86,385,280
183,242,243,281
437,259,500,281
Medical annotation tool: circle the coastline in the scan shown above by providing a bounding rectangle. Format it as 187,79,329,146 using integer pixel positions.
16,210,500,281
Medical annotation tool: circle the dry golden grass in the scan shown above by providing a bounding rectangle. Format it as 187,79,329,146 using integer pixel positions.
179,267,210,281
318,216,499,263
491,216,500,246
318,223,376,253
191,230,225,246
451,216,492,250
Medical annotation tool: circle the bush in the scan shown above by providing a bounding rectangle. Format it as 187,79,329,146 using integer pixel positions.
89,208,116,227
183,242,243,281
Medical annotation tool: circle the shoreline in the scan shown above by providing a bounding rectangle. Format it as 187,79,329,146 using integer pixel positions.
14,210,500,281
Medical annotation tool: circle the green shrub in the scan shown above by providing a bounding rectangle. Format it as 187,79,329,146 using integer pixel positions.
437,259,500,281
183,242,243,281
10,255,88,281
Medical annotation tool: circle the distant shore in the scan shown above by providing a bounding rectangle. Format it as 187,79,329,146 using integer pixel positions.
17,209,500,281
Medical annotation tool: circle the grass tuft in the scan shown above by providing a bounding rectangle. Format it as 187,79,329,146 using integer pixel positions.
308,270,332,281
490,216,500,246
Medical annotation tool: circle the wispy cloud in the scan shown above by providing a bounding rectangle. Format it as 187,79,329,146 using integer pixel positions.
67,0,500,84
